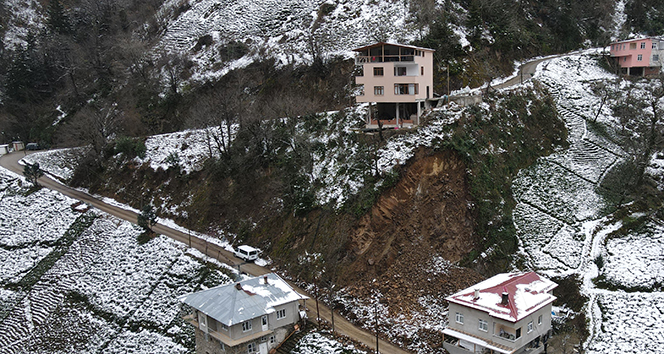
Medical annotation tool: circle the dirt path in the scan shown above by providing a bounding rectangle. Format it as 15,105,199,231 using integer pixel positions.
0,151,410,354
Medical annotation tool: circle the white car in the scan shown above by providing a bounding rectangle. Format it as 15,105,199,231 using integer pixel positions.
234,245,260,262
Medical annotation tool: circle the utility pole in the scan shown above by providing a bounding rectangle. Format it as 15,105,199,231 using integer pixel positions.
375,302,379,354
443,66,450,96
331,303,335,334
315,286,320,328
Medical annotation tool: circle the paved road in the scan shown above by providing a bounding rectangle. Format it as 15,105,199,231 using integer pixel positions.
0,151,410,354
492,54,564,91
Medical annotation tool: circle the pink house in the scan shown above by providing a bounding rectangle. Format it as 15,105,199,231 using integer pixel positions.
353,42,435,128
610,37,664,76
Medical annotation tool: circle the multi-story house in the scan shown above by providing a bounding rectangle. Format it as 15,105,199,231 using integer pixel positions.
179,273,309,354
353,42,435,128
443,272,557,354
610,37,664,76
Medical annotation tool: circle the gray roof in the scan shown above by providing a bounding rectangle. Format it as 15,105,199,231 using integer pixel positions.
179,273,308,326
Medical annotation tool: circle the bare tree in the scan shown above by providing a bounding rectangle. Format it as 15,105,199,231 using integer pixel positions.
68,100,124,154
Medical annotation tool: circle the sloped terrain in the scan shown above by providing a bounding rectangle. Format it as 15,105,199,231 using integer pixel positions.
514,51,664,353
155,0,418,82
0,168,236,354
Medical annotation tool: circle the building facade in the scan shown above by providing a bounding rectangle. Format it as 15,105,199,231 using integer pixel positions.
353,42,435,128
179,273,308,354
443,272,557,354
610,37,664,76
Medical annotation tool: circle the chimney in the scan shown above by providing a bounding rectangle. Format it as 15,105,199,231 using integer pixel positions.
501,292,509,306
473,289,480,300
235,283,242,291
264,275,268,285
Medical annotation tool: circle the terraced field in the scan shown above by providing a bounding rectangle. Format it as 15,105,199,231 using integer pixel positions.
513,52,664,353
0,169,234,354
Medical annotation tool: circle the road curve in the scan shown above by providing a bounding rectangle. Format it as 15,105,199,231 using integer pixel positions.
0,151,410,354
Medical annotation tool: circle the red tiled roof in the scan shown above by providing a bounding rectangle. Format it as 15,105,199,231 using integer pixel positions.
446,272,557,323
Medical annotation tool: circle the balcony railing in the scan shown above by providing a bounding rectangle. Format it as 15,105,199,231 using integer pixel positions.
495,330,517,341
356,55,415,64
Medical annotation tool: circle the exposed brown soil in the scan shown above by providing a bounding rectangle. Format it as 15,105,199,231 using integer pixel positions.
347,149,477,280
338,149,484,336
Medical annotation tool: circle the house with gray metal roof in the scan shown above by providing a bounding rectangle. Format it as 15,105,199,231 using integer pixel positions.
179,273,309,354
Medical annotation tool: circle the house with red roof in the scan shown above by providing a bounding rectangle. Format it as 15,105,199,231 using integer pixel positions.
443,272,557,354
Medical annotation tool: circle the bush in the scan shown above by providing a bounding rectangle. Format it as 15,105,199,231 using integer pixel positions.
114,136,147,159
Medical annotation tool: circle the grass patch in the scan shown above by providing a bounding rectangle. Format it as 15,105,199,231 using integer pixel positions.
438,84,568,269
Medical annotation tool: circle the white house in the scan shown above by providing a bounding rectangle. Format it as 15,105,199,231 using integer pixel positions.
443,272,557,354
353,42,435,128
179,273,309,354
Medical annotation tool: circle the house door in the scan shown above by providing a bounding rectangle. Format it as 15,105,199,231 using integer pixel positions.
259,343,268,354
261,315,268,331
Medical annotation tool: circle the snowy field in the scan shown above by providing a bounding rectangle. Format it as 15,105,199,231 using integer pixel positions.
291,331,368,354
512,50,664,353
0,167,236,353
0,164,371,353
22,147,89,181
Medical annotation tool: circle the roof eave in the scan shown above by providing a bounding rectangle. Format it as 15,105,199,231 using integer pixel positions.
352,42,435,52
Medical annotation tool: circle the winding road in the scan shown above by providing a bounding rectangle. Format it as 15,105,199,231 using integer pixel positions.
0,56,551,353
0,151,410,354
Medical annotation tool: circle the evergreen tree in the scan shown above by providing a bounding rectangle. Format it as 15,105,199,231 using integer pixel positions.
47,0,71,35
23,163,44,186
137,204,157,233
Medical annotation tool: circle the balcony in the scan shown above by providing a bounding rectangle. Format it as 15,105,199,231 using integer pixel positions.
356,55,415,64
183,314,273,347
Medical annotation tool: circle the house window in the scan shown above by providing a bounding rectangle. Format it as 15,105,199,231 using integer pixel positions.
276,309,286,320
269,336,275,344
630,43,637,50
374,86,384,95
421,66,424,76
455,312,464,324
516,327,522,338
641,42,646,49
624,57,627,62
527,321,533,333
247,343,257,354
538,315,542,325
221,323,228,331
394,83,418,95
654,55,660,62
638,54,643,61
653,43,658,49
242,321,252,332
478,319,488,332
395,67,407,76
373,67,384,76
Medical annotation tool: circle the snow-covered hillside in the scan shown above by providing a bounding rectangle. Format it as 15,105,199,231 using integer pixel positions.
514,51,664,353
0,167,236,353
155,0,421,82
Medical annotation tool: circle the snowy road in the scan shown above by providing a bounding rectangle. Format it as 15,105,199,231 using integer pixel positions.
0,151,411,354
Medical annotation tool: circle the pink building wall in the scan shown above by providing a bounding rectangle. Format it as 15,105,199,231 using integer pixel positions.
354,43,434,104
610,38,654,67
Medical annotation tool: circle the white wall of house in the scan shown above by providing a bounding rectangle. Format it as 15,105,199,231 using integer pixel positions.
447,302,553,352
